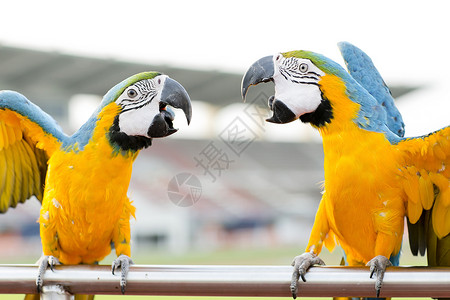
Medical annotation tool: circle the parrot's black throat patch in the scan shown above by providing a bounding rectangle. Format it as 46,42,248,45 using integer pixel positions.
108,116,152,152
300,95,333,127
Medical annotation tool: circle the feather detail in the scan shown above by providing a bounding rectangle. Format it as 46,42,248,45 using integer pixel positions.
16,140,30,203
432,188,450,239
11,143,23,206
407,198,423,224
0,148,9,211
0,104,61,211
22,138,40,198
2,146,15,209
418,172,435,210
403,167,420,204
429,173,448,192
323,231,337,252
397,126,449,265
0,122,6,150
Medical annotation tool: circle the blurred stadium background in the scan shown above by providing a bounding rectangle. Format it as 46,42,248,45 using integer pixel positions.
1,1,449,299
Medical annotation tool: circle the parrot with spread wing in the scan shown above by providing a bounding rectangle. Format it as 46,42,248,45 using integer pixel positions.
242,43,450,299
338,42,405,139
0,72,192,299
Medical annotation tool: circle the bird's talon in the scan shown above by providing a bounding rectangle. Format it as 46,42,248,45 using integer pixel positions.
111,254,134,294
36,255,60,293
366,255,391,297
49,262,55,272
290,281,298,299
290,252,325,299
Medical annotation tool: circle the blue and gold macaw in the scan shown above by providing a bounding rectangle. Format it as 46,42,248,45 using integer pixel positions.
0,72,192,297
242,43,450,299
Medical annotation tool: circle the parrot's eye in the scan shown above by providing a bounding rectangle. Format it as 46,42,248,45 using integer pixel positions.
299,63,308,73
127,88,138,98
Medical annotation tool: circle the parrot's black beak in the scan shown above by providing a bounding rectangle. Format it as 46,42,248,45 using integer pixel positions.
241,55,274,101
266,97,297,123
148,77,192,138
242,55,297,124
161,77,192,125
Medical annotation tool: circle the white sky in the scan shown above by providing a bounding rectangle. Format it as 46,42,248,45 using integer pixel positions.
1,0,449,85
0,0,448,137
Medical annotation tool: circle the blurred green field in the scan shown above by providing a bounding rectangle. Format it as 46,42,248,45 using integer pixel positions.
0,245,429,300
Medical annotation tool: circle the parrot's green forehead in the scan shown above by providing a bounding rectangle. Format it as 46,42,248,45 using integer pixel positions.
125,71,161,85
282,50,343,75
102,71,162,105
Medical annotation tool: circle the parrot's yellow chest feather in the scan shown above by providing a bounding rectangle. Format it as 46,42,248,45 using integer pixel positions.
313,75,405,264
39,103,137,264
320,127,405,263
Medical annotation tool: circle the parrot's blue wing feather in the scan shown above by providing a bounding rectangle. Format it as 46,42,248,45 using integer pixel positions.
0,90,68,142
0,90,69,212
338,42,405,138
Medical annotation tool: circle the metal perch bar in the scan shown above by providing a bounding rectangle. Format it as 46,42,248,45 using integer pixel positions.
0,264,449,298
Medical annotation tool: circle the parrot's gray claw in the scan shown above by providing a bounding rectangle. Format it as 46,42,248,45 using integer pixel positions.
36,255,60,293
366,255,392,298
290,252,325,299
112,254,134,294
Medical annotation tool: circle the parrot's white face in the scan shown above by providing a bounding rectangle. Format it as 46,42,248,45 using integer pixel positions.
115,75,171,138
106,73,191,151
272,54,325,118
